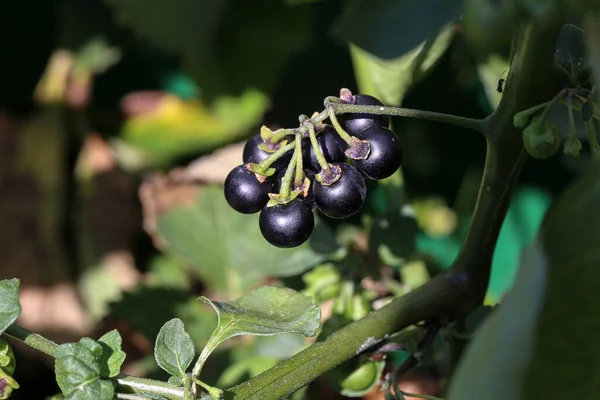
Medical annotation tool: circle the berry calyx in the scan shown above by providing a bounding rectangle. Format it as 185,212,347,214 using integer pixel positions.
224,164,272,214
302,126,347,172
353,126,403,180
522,115,561,159
243,134,291,172
339,94,390,135
259,199,315,248
273,169,316,208
314,163,366,219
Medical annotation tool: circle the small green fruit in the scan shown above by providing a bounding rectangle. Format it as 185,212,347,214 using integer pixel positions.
563,136,582,157
522,116,561,159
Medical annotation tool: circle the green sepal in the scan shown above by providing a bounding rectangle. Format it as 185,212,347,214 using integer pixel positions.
258,140,289,154
266,190,301,207
563,136,582,156
246,163,276,179
315,164,342,186
260,125,274,142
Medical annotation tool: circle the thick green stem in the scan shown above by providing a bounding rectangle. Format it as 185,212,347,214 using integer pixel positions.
586,119,600,159
279,144,299,199
4,324,57,357
330,103,486,134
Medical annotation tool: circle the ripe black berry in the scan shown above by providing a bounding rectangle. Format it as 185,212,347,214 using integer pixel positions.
273,169,316,208
354,126,402,180
259,199,315,248
224,165,272,214
339,94,390,135
314,163,366,219
242,134,291,171
302,127,347,172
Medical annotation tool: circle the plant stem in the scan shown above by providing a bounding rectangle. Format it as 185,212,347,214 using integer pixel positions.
3,323,186,400
294,133,304,187
256,142,295,171
586,119,600,159
399,391,445,400
329,103,486,134
327,107,355,145
269,128,295,144
279,143,299,199
307,122,331,173
4,324,57,357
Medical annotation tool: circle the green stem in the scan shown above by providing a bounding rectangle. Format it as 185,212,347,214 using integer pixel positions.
3,323,186,400
269,128,295,144
256,142,295,171
330,103,486,134
327,107,355,144
293,133,304,188
567,94,576,138
399,391,445,400
279,143,299,198
192,377,224,400
4,324,57,357
191,333,224,395
115,393,150,400
307,122,331,173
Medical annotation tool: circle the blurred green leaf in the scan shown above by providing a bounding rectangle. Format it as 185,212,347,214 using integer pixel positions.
200,286,321,341
146,255,191,290
555,23,588,84
372,210,419,266
520,164,600,398
154,318,195,384
0,279,21,335
155,186,338,293
302,263,342,303
447,239,548,400
334,0,462,60
97,330,126,378
349,24,454,106
55,338,115,400
121,90,269,166
217,355,279,388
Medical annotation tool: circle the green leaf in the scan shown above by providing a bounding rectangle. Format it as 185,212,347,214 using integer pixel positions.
155,185,339,292
54,338,115,400
154,318,195,380
0,339,18,399
555,23,589,85
0,279,21,335
349,23,454,106
519,164,600,398
476,54,509,111
446,238,548,400
302,264,342,303
334,0,462,60
97,330,126,378
200,286,321,340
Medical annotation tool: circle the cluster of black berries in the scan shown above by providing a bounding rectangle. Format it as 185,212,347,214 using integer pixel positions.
224,94,403,248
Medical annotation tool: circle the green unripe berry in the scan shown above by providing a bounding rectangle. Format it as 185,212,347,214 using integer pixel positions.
522,115,561,159
563,136,583,157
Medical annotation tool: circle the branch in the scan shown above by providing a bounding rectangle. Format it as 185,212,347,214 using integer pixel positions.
226,9,566,400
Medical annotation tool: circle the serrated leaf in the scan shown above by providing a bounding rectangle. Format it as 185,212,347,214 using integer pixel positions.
54,338,115,400
447,239,548,400
97,330,126,378
334,0,462,60
200,286,320,340
155,186,339,292
349,23,454,106
0,279,21,335
154,318,195,380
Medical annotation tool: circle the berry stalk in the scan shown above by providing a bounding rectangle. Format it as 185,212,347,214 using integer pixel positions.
256,142,296,172
307,121,333,177
279,141,300,199
293,133,304,187
326,106,355,145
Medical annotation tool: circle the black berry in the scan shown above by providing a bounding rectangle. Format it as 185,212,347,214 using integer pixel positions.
242,134,291,172
273,169,316,208
339,94,390,135
314,163,366,219
354,126,402,180
302,127,347,172
224,165,272,214
259,199,315,248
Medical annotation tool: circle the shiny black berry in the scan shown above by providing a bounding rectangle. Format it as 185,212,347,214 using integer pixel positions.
302,127,347,172
273,169,316,208
339,94,390,135
242,134,291,172
354,126,402,180
314,163,366,219
259,199,315,248
224,165,272,214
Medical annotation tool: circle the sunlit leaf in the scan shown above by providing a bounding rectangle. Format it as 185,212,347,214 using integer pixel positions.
154,318,195,381
476,54,510,111
0,280,21,335
97,330,126,378
55,338,115,400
